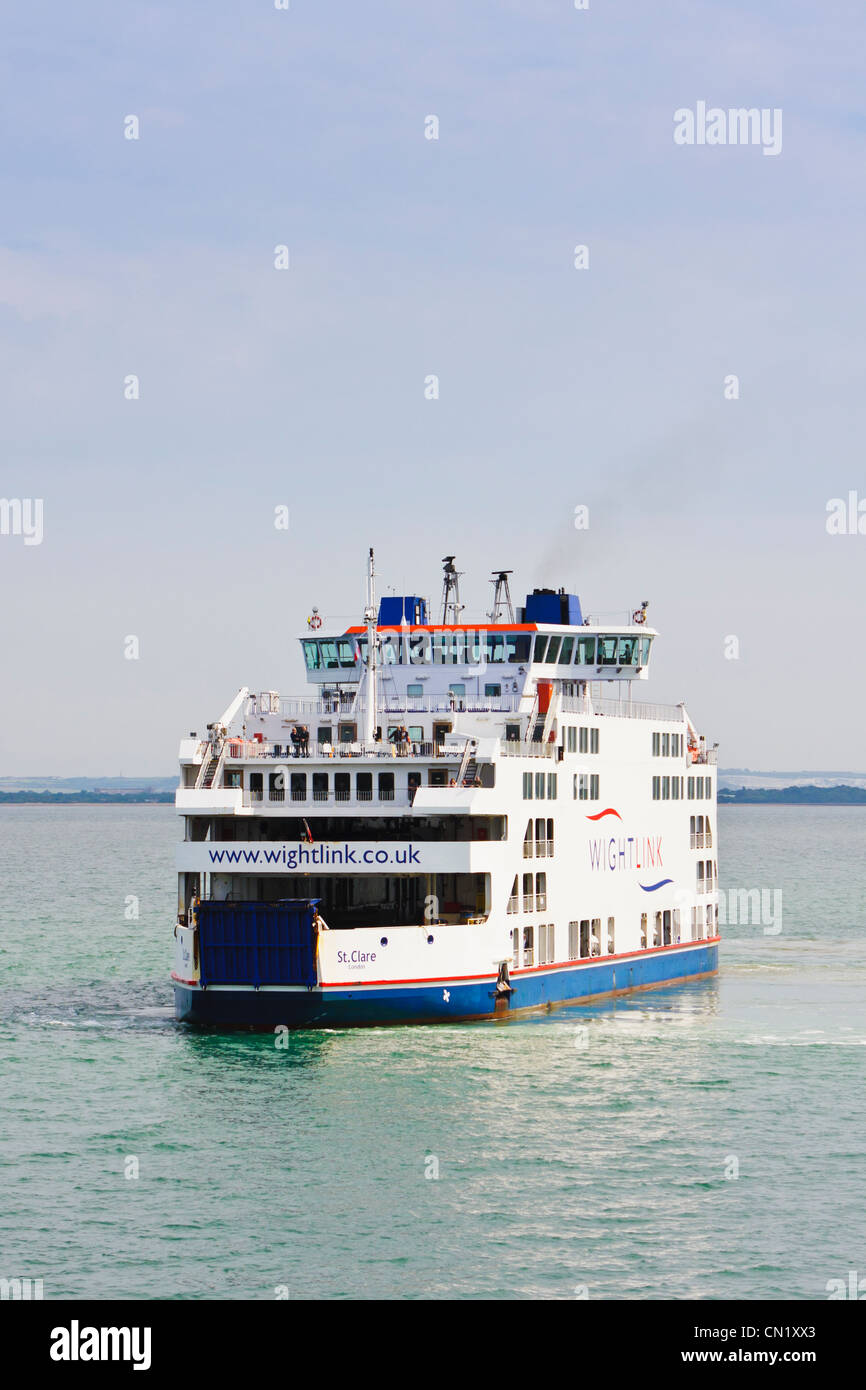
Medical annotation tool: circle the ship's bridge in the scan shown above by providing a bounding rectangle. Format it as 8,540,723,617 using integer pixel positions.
300,586,656,706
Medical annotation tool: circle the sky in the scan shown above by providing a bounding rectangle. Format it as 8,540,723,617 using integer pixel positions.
1,0,864,775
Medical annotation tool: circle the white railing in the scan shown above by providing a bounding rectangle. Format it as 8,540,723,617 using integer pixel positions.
223,740,466,762
500,740,557,759
560,695,685,722
277,695,521,718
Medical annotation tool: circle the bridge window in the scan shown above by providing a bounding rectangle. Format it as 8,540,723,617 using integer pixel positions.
559,636,574,663
485,683,501,697
617,637,638,664
639,636,652,664
302,640,321,671
597,636,618,665
575,635,595,664
337,639,358,668
545,636,561,663
533,635,548,662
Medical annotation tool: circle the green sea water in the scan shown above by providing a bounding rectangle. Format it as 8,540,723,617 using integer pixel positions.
1,805,864,1301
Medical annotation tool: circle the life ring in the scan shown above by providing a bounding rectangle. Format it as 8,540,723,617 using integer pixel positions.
632,609,646,625
307,613,322,630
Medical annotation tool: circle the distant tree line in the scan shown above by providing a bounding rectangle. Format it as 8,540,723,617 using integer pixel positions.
719,786,866,805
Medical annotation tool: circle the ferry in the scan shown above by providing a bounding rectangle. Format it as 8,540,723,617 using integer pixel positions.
172,552,719,1027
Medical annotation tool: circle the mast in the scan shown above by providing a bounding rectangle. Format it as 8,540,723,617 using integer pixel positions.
440,555,464,624
363,547,378,742
488,570,515,624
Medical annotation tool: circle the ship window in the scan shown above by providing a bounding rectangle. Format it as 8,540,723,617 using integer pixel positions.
512,927,520,966
590,729,599,754
334,772,350,802
249,772,263,802
547,773,557,799
303,640,321,671
639,636,652,664
339,722,357,743
558,636,574,663
523,772,533,799
653,912,662,946
524,822,534,858
337,639,357,668
522,873,534,912
320,640,340,670
652,776,660,800
485,683,501,697
607,917,615,954
687,776,695,798
407,683,423,698
407,632,432,665
545,636,561,663
523,925,534,967
672,777,680,800
507,876,519,915
697,862,705,893
534,818,545,856
567,726,577,752
577,773,588,800
673,909,681,943
640,913,647,949
547,818,554,855
568,921,579,960
589,774,599,800
378,772,395,801
579,727,588,753
618,637,638,665
663,911,671,945
381,634,400,665
535,772,546,799
317,726,332,745
652,732,660,756
662,776,670,800
356,772,373,801
579,919,590,957
408,725,423,742
575,635,595,665
535,873,547,911
290,772,306,801
506,723,520,741
662,733,670,756
598,636,617,665
590,918,601,955
225,770,242,789
533,635,548,662
312,772,328,802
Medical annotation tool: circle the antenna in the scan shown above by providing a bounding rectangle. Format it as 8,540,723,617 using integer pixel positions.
440,555,464,624
362,548,378,743
488,570,514,624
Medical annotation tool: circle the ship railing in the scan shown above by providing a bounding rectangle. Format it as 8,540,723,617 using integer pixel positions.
224,740,465,762
499,740,557,759
277,696,522,718
242,788,414,809
561,695,686,721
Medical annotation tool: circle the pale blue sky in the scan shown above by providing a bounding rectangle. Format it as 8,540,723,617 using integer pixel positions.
1,1,864,774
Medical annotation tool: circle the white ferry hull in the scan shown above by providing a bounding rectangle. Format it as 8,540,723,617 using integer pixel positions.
173,938,719,1028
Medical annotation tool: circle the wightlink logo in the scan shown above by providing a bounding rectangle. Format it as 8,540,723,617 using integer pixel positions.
50,1321,151,1371
586,811,664,885
673,101,782,156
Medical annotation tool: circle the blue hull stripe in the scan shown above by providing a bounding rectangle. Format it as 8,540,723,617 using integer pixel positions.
174,942,719,1028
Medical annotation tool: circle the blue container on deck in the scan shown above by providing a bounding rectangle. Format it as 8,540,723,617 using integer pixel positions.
197,899,320,988
524,589,582,626
378,595,427,625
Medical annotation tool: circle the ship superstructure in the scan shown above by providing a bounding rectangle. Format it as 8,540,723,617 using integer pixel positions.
172,553,719,1026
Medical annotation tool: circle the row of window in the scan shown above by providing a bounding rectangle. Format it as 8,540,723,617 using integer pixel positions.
510,905,720,968
522,772,558,800
506,873,548,913
523,819,555,858
303,631,654,673
574,773,601,801
652,776,684,800
689,815,713,848
565,726,600,754
697,860,717,893
652,775,715,801
652,732,684,757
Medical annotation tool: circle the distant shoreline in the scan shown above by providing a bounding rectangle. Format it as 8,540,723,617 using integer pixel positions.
0,792,174,804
